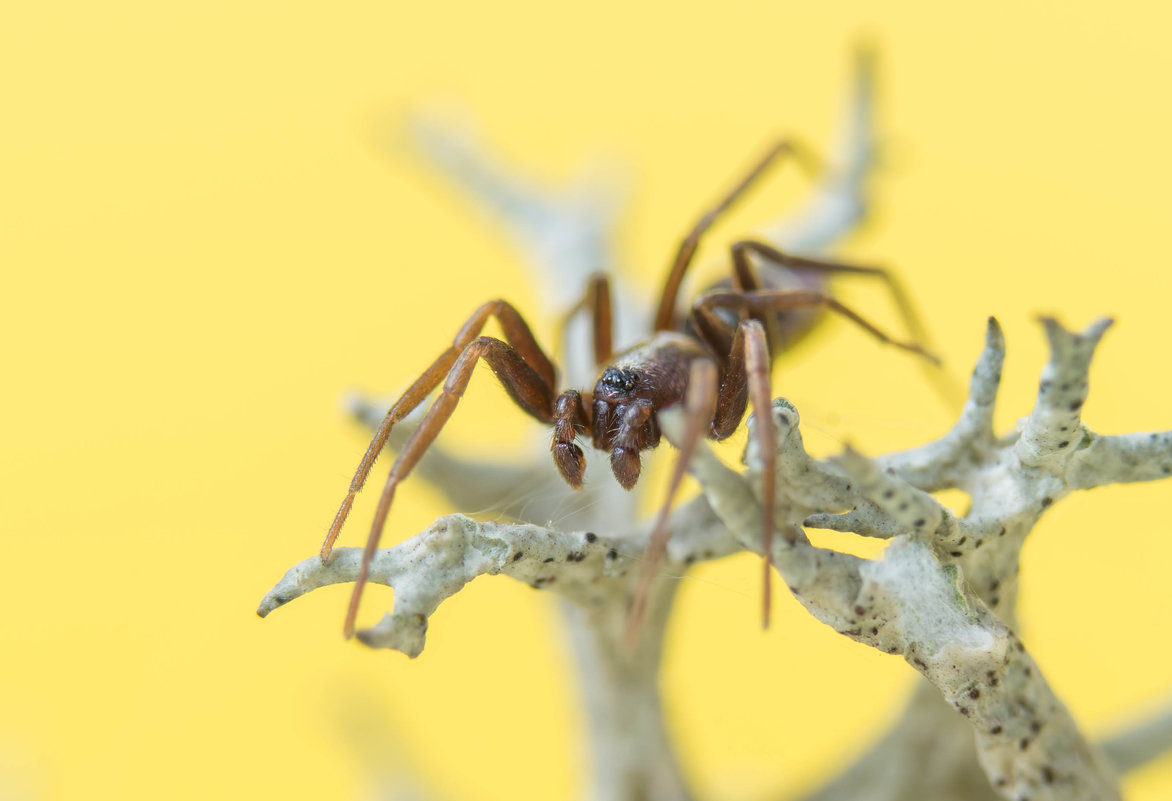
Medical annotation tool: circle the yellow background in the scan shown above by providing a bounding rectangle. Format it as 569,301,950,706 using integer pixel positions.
3,2,1171,799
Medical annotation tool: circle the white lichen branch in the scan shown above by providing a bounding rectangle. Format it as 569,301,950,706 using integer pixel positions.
260,498,733,801
658,315,1172,800
258,496,737,653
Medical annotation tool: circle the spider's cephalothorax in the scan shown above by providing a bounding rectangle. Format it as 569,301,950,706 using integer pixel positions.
590,334,710,489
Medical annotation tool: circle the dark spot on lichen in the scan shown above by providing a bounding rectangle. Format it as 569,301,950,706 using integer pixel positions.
1042,766,1054,784
543,557,555,563
958,705,970,716
513,551,524,562
950,551,963,558
1041,496,1053,508
883,489,894,499
990,578,1001,591
956,536,967,545
913,657,927,669
1019,737,1031,751
1070,399,1084,411
969,688,981,699
915,518,926,528
999,527,1007,537
898,502,908,512
1030,720,1041,734
585,532,597,543
606,548,618,560
1057,440,1069,448
854,605,866,616
990,595,1000,607
844,628,861,637
568,552,585,562
871,627,879,635
684,554,696,565
991,725,1003,735
975,539,984,548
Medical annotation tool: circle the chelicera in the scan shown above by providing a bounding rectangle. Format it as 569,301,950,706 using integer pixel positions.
320,140,936,640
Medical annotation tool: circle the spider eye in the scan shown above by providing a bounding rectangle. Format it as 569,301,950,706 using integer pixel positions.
601,367,638,392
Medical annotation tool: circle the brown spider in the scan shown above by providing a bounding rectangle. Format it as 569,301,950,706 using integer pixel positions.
319,139,936,640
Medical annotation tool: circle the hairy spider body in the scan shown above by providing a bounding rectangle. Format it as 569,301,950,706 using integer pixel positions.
321,97,937,639
589,335,702,489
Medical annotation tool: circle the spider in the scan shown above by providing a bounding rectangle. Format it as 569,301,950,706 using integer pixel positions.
319,139,936,640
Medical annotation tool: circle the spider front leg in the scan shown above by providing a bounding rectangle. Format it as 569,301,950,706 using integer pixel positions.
324,300,561,638
704,317,781,623
625,319,778,643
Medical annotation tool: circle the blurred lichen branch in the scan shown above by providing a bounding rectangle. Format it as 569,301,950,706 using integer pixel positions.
260,316,1172,801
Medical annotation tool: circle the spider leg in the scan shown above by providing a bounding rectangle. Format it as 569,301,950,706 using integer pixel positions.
731,239,932,352
344,334,559,638
696,288,940,365
652,140,820,332
625,358,718,647
583,273,614,367
555,272,614,369
687,304,733,359
321,299,557,563
730,240,964,406
624,318,781,642
688,315,782,625
742,320,779,627
709,322,750,439
683,306,749,438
